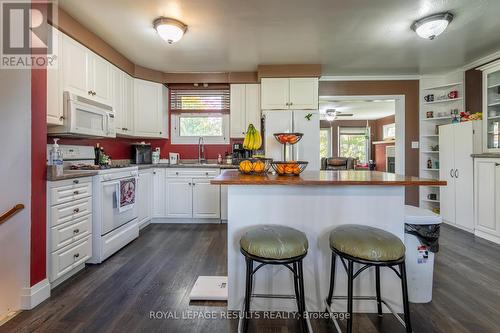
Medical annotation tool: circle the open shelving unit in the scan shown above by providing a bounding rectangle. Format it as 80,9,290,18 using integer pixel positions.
419,71,465,213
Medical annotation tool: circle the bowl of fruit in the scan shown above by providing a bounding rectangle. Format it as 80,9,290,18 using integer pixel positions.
238,158,273,175
271,161,308,176
273,133,304,145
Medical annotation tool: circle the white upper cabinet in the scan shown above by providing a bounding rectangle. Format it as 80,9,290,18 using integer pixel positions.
61,34,112,106
261,78,318,110
479,61,500,152
160,85,169,139
289,78,319,109
87,52,112,105
61,34,88,97
230,84,261,138
261,78,290,110
133,78,164,138
112,67,134,136
47,29,63,126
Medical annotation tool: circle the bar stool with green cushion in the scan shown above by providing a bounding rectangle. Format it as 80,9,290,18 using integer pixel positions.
325,224,412,333
240,225,309,333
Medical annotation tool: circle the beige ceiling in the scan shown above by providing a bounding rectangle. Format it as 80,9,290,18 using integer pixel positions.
319,99,396,120
58,0,500,75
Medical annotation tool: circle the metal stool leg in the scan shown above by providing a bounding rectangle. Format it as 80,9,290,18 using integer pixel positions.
346,260,354,333
375,266,383,316
297,260,308,333
326,252,337,307
399,262,413,333
242,257,253,333
293,262,302,313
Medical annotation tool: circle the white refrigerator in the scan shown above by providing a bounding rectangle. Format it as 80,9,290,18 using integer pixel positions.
263,110,320,171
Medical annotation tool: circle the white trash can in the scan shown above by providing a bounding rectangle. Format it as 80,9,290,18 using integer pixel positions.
404,205,442,303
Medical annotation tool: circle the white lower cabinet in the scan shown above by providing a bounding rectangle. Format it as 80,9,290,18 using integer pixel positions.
221,185,228,221
166,177,193,218
165,169,221,220
137,169,153,229
192,178,220,218
474,158,500,243
152,168,166,217
47,177,93,287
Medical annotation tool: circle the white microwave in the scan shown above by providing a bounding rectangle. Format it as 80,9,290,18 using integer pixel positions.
48,92,116,138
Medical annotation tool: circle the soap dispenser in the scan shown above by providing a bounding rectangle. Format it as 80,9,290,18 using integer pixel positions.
48,138,64,176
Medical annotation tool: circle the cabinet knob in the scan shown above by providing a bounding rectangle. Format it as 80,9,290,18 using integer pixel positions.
73,208,80,213
73,229,80,234
176,172,179,176
59,116,65,121
122,127,127,131
73,179,79,184
188,182,192,186
206,172,209,176
88,90,92,95
496,163,500,167
74,253,80,258
92,91,96,96
73,190,79,195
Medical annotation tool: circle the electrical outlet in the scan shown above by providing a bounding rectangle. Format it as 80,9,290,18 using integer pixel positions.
411,141,419,149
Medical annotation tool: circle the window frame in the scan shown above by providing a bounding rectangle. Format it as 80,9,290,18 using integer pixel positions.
171,113,230,145
320,127,333,158
383,123,396,140
337,126,371,163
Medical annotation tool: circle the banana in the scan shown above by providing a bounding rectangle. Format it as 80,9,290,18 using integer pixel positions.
253,129,262,150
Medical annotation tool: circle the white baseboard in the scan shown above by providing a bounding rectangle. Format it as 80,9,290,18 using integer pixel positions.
20,279,50,310
475,229,500,245
152,217,222,224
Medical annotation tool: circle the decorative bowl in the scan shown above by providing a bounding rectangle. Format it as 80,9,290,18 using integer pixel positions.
273,133,304,145
271,161,308,176
238,158,273,175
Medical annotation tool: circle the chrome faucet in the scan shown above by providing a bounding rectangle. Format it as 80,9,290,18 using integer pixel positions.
198,137,206,164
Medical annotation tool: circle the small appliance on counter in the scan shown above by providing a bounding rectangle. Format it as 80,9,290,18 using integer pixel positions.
169,152,180,165
131,143,152,164
152,147,161,164
232,143,251,164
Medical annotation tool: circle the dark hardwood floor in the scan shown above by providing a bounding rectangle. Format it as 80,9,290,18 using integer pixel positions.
2,223,500,333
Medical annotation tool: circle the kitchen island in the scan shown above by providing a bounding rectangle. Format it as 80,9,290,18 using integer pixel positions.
211,170,445,313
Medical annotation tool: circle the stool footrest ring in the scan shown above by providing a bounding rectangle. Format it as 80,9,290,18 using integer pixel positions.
325,295,407,333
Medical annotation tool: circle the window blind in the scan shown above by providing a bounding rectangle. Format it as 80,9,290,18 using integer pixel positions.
170,89,230,112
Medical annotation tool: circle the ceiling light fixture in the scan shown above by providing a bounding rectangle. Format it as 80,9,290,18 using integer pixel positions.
153,17,188,44
411,12,453,40
325,109,337,122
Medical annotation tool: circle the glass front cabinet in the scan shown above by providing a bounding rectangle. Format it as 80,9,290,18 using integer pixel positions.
480,60,500,152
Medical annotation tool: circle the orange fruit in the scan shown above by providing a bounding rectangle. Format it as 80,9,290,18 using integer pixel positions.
239,160,253,173
253,160,265,173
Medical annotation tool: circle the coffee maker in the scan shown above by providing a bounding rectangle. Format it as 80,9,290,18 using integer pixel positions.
232,143,249,163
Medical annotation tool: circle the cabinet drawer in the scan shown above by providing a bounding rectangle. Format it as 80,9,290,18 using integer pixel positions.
49,181,92,205
50,197,92,227
50,235,92,282
167,169,219,178
50,214,92,251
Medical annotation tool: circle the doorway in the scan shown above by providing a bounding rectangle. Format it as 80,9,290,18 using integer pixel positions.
318,95,405,174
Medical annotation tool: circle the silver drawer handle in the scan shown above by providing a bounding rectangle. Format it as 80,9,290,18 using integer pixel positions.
73,208,80,213
73,229,80,234
74,253,80,258
73,179,79,184
73,190,79,195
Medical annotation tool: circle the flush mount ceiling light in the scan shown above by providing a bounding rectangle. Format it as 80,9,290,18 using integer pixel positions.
411,12,453,40
153,17,188,44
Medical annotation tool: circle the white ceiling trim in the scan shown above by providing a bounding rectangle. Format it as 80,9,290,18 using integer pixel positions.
463,49,500,71
320,75,421,81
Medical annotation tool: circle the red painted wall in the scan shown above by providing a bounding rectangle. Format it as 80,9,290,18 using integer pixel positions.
31,68,47,286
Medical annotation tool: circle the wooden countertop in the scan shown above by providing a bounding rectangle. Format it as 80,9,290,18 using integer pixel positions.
211,170,446,186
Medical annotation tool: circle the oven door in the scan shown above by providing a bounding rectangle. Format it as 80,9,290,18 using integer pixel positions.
100,177,138,236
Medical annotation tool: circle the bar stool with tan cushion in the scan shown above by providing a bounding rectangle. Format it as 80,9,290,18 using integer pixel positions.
325,224,412,333
240,225,309,333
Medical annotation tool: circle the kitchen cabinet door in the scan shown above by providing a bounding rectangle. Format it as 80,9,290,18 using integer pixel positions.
123,73,135,134
61,34,88,97
475,160,500,237
137,170,153,229
453,122,474,230
134,79,162,138
289,78,318,110
88,52,112,105
160,85,169,139
152,169,165,217
112,68,125,134
192,178,220,219
47,29,63,126
220,185,228,221
230,84,246,137
245,84,261,133
166,177,192,218
261,78,289,110
439,124,456,225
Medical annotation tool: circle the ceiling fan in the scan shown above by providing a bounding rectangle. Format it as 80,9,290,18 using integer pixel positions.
325,109,353,121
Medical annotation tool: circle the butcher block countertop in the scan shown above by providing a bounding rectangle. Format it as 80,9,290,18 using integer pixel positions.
211,170,447,186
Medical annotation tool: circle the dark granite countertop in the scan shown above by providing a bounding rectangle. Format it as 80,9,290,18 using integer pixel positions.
47,169,98,181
